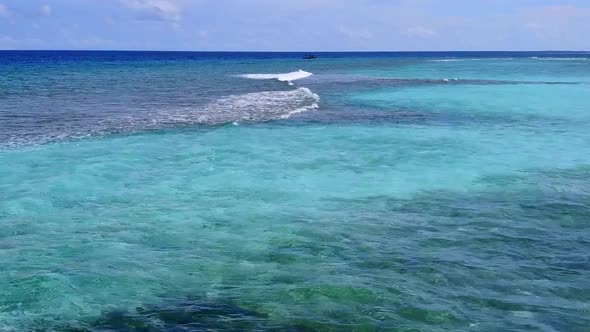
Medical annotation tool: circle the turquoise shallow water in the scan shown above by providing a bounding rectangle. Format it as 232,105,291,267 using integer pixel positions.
1,51,590,331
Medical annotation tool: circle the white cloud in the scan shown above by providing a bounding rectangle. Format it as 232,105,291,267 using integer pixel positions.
121,0,182,22
0,3,11,18
67,37,116,48
404,26,438,39
520,5,590,46
0,35,16,45
0,35,44,50
338,26,373,40
40,4,52,17
526,22,541,30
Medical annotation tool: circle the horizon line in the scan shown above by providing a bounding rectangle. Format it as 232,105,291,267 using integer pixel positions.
1,49,589,53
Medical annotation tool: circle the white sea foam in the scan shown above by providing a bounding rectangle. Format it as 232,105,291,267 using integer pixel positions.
241,70,313,85
429,59,465,62
160,87,320,126
530,57,589,61
200,87,319,122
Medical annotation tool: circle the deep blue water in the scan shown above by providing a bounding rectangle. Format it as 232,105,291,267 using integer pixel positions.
2,50,590,63
1,51,590,331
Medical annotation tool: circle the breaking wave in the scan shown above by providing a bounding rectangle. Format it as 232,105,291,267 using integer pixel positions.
2,88,320,147
241,70,313,85
428,59,465,62
168,87,319,124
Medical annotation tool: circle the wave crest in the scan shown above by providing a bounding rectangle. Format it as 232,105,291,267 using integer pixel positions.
241,70,313,85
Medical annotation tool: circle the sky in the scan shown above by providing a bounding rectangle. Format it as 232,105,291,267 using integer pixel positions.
0,0,589,51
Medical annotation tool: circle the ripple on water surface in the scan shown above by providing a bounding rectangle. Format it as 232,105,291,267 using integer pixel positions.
2,52,590,331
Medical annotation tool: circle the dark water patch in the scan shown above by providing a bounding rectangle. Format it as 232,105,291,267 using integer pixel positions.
305,76,581,94
56,296,412,332
287,100,581,132
379,168,590,227
519,201,590,222
289,108,431,126
315,166,590,331
281,285,381,304
59,299,268,331
395,307,458,325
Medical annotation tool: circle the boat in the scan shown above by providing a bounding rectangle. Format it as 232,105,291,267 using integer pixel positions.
303,54,317,60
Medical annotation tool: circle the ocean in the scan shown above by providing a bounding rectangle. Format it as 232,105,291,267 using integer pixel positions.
1,51,589,331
